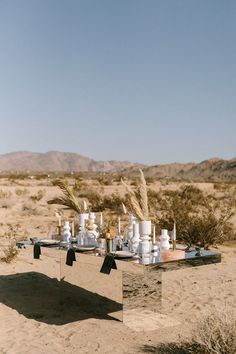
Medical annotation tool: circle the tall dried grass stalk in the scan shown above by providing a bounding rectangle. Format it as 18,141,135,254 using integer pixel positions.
139,169,149,219
48,179,85,213
122,202,127,214
121,169,149,221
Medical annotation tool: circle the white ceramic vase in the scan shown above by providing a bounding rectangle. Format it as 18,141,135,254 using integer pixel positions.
126,214,136,247
63,221,71,243
139,220,152,254
130,222,140,253
160,229,170,250
79,213,89,230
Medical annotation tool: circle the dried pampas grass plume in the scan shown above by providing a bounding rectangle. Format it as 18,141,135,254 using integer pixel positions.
83,200,88,211
48,179,86,214
121,170,149,221
122,202,127,214
139,169,149,220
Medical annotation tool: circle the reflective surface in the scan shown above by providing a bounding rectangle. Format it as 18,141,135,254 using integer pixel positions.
18,245,221,322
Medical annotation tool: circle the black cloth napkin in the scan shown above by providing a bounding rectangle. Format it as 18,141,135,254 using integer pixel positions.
33,243,41,259
66,248,76,266
100,254,117,275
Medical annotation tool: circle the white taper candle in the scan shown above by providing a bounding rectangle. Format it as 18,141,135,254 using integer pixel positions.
172,222,176,240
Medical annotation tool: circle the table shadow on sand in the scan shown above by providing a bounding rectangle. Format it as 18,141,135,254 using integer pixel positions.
0,272,122,325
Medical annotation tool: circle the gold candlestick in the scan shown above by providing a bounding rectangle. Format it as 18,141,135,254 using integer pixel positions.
172,239,176,251
57,225,62,237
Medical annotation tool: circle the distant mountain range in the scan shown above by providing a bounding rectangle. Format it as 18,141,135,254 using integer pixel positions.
0,151,143,173
0,151,235,181
125,157,236,181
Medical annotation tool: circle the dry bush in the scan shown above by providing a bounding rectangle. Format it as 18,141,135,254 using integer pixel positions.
0,242,18,263
0,189,12,198
78,188,125,213
78,189,102,208
22,201,42,215
30,189,46,202
15,187,29,196
153,185,235,248
0,198,15,209
97,175,114,186
0,224,21,263
190,308,236,354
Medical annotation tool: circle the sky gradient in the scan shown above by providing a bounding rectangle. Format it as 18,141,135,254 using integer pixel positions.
0,0,235,165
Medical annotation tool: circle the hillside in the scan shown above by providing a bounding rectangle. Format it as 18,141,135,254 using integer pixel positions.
0,151,235,181
123,158,236,181
0,151,142,173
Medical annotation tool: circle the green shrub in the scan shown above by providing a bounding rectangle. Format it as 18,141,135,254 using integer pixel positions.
153,186,235,248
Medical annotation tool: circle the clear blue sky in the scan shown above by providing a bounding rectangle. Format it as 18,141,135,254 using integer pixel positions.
0,0,235,165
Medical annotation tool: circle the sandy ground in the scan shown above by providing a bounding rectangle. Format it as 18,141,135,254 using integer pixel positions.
0,244,235,354
0,178,235,353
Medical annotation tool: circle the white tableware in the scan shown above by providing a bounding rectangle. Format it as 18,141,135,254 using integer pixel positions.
39,239,60,245
112,251,135,258
76,245,95,251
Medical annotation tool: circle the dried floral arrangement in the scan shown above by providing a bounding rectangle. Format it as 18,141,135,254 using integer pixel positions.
47,179,88,214
121,169,149,221
98,225,116,239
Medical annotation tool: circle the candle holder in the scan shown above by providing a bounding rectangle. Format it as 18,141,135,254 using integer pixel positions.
172,239,176,251
57,225,62,237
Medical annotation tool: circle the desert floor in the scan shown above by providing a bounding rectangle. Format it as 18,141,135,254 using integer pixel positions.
0,177,235,354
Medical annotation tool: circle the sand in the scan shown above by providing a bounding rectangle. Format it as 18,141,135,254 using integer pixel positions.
0,178,236,353
0,244,235,354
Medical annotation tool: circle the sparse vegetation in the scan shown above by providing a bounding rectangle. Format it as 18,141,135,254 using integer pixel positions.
15,188,29,197
0,224,22,263
30,189,46,202
0,189,12,199
190,308,236,354
154,185,235,248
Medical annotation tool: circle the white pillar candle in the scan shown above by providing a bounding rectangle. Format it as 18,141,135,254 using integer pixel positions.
172,222,176,240
100,212,103,227
118,217,121,234
153,225,156,244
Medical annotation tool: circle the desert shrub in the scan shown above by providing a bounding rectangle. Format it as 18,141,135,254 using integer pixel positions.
112,174,125,183
0,198,14,209
148,189,163,213
30,189,46,202
8,172,28,180
177,209,234,249
15,188,29,196
0,189,12,198
179,185,207,206
78,189,102,208
154,186,235,248
97,175,114,186
145,176,155,185
190,308,236,354
0,242,18,263
74,180,89,190
22,201,42,215
100,194,125,212
79,189,125,212
0,224,21,263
